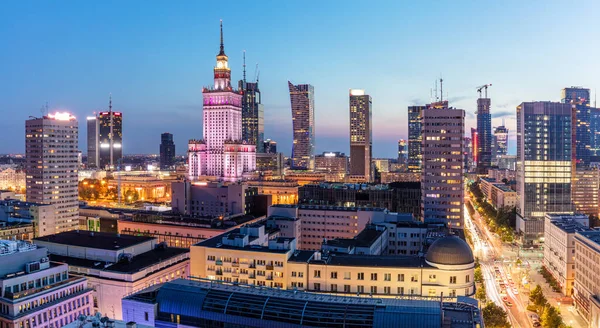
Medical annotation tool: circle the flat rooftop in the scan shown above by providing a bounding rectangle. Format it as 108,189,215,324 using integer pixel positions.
50,247,188,274
313,254,427,268
271,204,387,212
576,230,600,245
353,227,384,247
196,228,290,254
550,220,592,233
34,231,154,250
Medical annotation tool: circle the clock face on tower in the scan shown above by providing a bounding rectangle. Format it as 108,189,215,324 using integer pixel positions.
217,61,226,69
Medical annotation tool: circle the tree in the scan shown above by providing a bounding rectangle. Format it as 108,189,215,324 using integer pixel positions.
541,305,563,328
482,303,510,328
474,267,483,283
476,284,487,303
529,285,548,311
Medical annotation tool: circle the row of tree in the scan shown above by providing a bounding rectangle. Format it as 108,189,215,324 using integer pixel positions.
528,285,569,328
469,182,515,242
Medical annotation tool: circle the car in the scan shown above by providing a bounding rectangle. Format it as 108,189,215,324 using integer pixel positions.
502,296,508,302
513,288,519,295
504,300,513,307
532,321,541,327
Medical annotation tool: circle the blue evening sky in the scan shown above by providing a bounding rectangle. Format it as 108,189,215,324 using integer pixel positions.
1,1,599,157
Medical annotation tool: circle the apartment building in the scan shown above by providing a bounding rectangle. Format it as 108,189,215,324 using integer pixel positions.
574,230,600,324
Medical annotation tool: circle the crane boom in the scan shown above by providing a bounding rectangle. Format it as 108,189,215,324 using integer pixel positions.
476,84,492,98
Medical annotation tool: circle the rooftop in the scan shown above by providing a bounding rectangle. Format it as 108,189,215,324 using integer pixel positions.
314,253,426,268
352,226,384,247
50,247,188,274
34,231,154,250
549,219,592,233
271,204,387,212
288,250,316,263
576,230,600,245
492,183,515,192
196,228,291,254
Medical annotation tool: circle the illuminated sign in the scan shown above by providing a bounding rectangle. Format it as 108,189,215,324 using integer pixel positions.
349,89,365,96
100,144,110,149
324,152,337,157
48,112,75,121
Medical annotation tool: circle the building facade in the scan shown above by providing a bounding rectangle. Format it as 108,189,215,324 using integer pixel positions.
239,77,264,153
493,125,508,165
407,106,425,173
0,167,25,192
97,98,123,170
398,139,407,167
187,22,256,182
562,87,591,166
159,132,176,170
516,102,575,244
421,107,465,229
86,116,98,168
288,82,315,170
476,97,492,173
0,240,93,328
572,167,599,217
573,230,600,323
171,181,253,218
26,112,79,235
314,152,348,181
263,139,277,154
349,89,372,182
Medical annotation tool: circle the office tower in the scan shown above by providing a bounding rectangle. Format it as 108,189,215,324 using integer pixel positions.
407,106,425,172
493,125,509,161
471,128,478,167
264,139,277,154
97,97,123,169
516,102,575,244
421,107,465,229
86,115,98,168
349,89,372,181
239,59,264,153
562,87,591,166
463,136,473,173
398,139,407,166
187,21,256,181
288,81,315,170
160,132,176,170
26,112,79,234
476,97,492,173
591,107,600,156
314,152,348,174
572,167,599,217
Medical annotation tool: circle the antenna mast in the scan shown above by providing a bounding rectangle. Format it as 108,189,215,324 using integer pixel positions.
439,77,443,102
242,50,246,83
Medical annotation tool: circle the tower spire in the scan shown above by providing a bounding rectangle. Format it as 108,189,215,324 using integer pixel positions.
109,93,112,112
219,19,225,56
243,50,246,83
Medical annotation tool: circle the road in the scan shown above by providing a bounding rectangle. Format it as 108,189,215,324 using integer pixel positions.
464,196,531,328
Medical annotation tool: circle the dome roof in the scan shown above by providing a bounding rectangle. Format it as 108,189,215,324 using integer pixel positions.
425,236,474,265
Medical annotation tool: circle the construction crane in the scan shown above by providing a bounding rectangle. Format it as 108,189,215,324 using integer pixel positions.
477,84,492,98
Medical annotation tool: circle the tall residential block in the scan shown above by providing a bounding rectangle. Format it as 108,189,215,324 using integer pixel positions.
421,107,465,229
97,97,123,169
516,102,575,244
407,105,425,172
26,112,79,235
562,87,591,166
349,89,372,181
86,116,98,168
187,21,256,181
493,125,508,162
239,76,264,153
288,82,315,170
160,132,176,169
476,97,492,173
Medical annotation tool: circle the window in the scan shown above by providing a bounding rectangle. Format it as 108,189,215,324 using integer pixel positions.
384,286,391,294
370,286,377,294
465,275,470,283
428,289,436,297
384,273,391,281
357,285,364,294
450,276,457,284
344,272,351,280
429,274,437,282
144,312,149,321
411,274,418,282
449,289,456,297
398,287,404,295
331,284,337,292
331,271,338,279
292,272,297,277
314,270,321,278
344,285,351,293
298,272,304,278
398,274,405,282
313,283,321,291
358,272,364,280
371,273,378,281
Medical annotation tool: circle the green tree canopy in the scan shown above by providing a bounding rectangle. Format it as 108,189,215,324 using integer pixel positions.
482,303,510,328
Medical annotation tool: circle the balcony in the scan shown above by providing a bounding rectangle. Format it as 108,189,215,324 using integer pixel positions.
232,262,239,267
216,260,223,266
266,265,274,271
4,276,84,300
249,274,256,279
232,272,239,277
249,263,256,269
216,271,223,276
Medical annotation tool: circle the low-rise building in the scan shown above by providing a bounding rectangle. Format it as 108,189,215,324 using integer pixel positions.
245,180,298,205
33,231,190,320
574,230,600,324
543,214,590,296
108,171,177,202
0,167,26,192
122,278,482,328
487,168,516,183
480,178,517,210
255,152,284,176
0,240,93,328
379,172,420,183
171,181,255,218
0,221,33,241
0,199,57,237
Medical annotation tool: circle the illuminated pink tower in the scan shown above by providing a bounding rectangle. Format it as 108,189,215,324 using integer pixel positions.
188,20,256,181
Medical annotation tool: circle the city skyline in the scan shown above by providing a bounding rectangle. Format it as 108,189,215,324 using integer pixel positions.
2,1,599,157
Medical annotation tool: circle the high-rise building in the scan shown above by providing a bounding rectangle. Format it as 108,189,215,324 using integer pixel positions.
463,136,473,173
349,89,372,181
591,107,600,157
239,64,264,153
471,128,478,167
562,87,591,166
97,97,123,170
26,112,79,234
421,107,465,229
572,167,599,217
476,97,492,173
516,102,575,244
288,82,315,170
86,116,98,168
493,125,508,162
264,139,277,154
407,105,425,172
398,139,407,166
160,132,176,170
187,21,256,181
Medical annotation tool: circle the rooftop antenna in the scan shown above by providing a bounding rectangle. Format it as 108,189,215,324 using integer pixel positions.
242,50,246,83
109,93,112,113
254,63,260,84
219,19,225,55
433,81,438,102
439,77,444,102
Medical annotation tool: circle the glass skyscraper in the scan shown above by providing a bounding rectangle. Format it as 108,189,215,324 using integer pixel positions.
476,98,492,173
349,89,372,181
562,87,591,166
288,82,315,170
160,132,176,169
239,80,264,153
407,105,425,172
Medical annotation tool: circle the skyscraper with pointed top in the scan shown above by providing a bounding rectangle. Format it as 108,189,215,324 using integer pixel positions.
188,21,256,181
288,82,315,170
239,52,264,152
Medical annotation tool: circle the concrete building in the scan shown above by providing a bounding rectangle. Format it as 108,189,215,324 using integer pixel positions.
255,152,284,176
189,223,475,299
487,168,516,183
122,278,483,328
263,138,277,154
479,178,517,210
497,155,517,170
0,199,57,237
493,125,509,165
349,89,372,182
239,72,265,153
421,107,465,229
380,172,420,183
171,181,253,218
245,180,298,205
0,240,93,328
26,112,79,235
159,132,176,170
0,167,25,192
288,82,315,170
314,152,348,181
372,158,390,174
516,102,575,244
33,231,190,320
543,214,590,296
96,98,123,170
572,167,599,217
108,171,177,202
187,22,256,181
563,87,591,167
0,222,33,241
477,97,492,173
573,230,600,324
407,105,425,173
